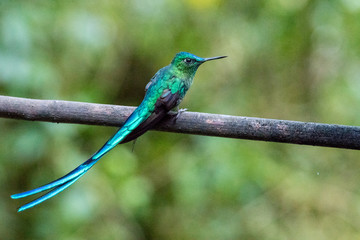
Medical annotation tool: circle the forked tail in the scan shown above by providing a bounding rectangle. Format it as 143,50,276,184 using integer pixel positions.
11,107,149,212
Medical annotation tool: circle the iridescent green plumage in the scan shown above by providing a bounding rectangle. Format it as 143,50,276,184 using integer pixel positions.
11,52,226,212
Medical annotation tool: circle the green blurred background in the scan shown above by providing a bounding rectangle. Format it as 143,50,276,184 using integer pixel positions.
1,0,360,239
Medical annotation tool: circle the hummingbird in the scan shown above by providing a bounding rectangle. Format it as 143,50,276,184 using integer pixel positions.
11,52,227,212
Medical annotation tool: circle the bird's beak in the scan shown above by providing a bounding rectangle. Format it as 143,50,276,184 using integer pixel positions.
202,56,227,62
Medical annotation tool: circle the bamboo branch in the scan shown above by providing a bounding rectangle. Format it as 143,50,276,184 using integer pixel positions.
0,95,359,150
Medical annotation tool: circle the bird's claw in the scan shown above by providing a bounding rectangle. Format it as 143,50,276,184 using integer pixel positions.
175,108,188,119
169,108,187,122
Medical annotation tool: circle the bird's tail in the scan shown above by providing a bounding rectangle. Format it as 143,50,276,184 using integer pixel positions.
11,107,150,212
11,155,100,212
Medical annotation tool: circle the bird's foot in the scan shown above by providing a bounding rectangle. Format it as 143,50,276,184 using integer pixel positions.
175,108,188,119
131,139,137,152
168,108,187,122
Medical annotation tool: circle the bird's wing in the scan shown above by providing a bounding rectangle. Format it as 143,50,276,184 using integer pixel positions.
122,89,181,143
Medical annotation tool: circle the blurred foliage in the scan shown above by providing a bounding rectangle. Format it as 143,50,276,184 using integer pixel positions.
1,0,360,239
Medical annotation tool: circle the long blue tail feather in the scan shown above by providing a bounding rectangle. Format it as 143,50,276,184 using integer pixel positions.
11,108,149,211
16,172,85,212
11,157,98,199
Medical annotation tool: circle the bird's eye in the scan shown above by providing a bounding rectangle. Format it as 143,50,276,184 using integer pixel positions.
184,58,192,63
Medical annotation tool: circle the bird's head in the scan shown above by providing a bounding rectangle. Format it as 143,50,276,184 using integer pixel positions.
171,52,226,77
